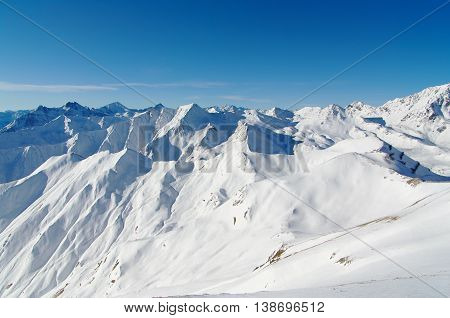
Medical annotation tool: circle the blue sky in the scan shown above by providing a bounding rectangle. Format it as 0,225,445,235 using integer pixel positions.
0,0,449,110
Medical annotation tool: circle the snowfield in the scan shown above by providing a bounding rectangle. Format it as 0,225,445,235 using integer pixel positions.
0,84,450,297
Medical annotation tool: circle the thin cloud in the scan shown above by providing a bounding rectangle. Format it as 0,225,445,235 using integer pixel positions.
0,80,229,93
0,81,116,92
220,95,271,103
108,81,228,89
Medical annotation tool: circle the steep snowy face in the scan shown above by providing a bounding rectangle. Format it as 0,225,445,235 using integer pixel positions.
292,104,357,150
261,107,294,120
169,103,211,130
363,84,450,149
379,84,450,123
1,84,450,298
345,101,376,118
97,102,130,115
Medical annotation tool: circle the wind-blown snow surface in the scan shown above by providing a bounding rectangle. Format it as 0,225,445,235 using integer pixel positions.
1,84,450,298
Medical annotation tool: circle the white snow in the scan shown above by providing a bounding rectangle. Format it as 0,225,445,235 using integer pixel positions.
1,84,450,298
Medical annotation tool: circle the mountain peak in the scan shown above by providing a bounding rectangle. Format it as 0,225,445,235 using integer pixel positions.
153,103,165,110
176,103,205,118
179,103,201,111
323,104,345,119
348,101,367,108
36,105,51,112
380,83,450,123
107,101,127,109
264,107,294,120
63,101,85,110
98,102,128,114
346,101,375,117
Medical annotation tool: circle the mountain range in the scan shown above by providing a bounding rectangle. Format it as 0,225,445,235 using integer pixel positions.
0,83,449,297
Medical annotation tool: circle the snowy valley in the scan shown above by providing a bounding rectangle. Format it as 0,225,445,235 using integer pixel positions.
0,83,450,297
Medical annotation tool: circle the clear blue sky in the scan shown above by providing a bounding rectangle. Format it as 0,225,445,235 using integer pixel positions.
0,0,449,110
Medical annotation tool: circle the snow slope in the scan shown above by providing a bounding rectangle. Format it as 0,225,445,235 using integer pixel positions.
1,84,450,298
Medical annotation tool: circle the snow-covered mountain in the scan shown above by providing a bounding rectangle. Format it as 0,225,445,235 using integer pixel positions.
0,109,30,130
1,84,450,297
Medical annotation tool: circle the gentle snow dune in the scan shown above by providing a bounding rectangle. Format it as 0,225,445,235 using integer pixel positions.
0,84,450,297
